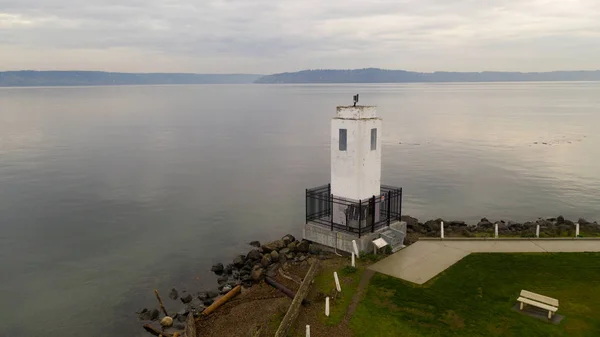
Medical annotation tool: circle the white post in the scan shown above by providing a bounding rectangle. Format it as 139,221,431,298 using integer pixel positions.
576,223,580,237
306,325,310,337
536,224,540,238
440,221,444,239
352,240,360,258
494,223,498,238
351,252,355,267
325,297,330,317
334,272,341,292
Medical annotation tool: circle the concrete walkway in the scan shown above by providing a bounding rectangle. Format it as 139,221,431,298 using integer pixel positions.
368,239,600,285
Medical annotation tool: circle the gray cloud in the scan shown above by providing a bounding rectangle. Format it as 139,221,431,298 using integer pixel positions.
1,0,599,73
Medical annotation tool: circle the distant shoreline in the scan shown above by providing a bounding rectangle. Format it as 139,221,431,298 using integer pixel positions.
2,69,600,87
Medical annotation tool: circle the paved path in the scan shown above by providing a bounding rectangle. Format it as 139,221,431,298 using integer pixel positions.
368,239,600,285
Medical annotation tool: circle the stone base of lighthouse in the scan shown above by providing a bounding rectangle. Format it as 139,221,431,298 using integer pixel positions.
303,220,406,255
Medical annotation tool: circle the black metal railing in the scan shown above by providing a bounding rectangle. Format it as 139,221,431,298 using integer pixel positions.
306,183,402,237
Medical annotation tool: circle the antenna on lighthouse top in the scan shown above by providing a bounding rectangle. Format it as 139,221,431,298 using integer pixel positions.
353,94,359,107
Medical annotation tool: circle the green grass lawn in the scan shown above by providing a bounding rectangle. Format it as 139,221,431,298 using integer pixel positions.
350,253,600,337
313,265,363,325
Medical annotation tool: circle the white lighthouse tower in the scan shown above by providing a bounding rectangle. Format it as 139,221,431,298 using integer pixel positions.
331,105,382,202
331,104,382,228
304,96,405,254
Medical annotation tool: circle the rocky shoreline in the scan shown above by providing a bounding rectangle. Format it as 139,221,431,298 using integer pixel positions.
136,234,328,334
403,215,600,244
136,215,599,335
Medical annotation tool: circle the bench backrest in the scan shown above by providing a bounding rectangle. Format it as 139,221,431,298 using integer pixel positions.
520,290,559,307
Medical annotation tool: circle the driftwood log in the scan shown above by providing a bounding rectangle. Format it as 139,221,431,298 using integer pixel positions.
184,313,196,337
143,324,176,337
265,277,309,305
202,285,241,316
278,268,302,285
154,289,169,317
274,260,319,337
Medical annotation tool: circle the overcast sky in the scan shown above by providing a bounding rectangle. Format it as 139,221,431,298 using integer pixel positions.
1,0,599,73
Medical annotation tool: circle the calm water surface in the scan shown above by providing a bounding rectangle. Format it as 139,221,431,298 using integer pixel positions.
1,83,599,336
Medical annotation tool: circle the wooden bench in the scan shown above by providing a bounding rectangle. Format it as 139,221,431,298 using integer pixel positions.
517,290,559,319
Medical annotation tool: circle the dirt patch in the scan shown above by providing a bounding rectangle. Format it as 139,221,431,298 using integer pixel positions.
195,255,364,337
195,282,289,337
195,261,312,337
344,269,374,322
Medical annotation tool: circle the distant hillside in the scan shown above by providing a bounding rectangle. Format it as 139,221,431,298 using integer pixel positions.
255,68,600,83
0,71,263,87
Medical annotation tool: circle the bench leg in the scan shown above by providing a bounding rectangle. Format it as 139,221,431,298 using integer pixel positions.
548,311,552,320
519,302,524,310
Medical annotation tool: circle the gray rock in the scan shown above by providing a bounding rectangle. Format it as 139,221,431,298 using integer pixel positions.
477,218,493,229
279,247,290,255
534,219,552,228
177,308,189,317
578,218,590,225
401,215,419,228
138,308,153,321
508,221,522,228
175,323,185,330
266,263,280,278
261,254,272,267
211,263,224,275
281,234,296,246
270,250,279,261
180,293,193,304
197,292,208,300
233,255,245,267
160,316,174,327
217,275,229,285
168,288,179,300
298,255,307,262
149,308,160,321
241,274,253,284
251,265,265,281
285,253,294,260
308,244,321,255
249,240,261,247
224,264,233,275
261,240,285,253
220,285,233,294
207,290,219,299
296,240,310,253
447,221,466,227
247,249,262,261
288,241,298,251
203,298,214,306
279,253,287,264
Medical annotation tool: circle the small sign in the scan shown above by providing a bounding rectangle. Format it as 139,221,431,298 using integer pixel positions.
373,238,388,249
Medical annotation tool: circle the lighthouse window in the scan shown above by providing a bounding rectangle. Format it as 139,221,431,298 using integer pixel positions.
371,128,377,150
339,129,347,151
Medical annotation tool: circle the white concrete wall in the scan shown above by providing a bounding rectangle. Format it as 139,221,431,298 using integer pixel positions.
331,106,382,201
303,223,381,254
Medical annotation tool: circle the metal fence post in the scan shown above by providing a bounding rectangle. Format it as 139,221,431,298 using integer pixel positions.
305,189,309,224
398,188,403,221
371,195,376,233
330,194,334,231
387,191,392,227
358,199,362,238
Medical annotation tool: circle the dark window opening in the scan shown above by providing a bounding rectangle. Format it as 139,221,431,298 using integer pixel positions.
371,128,377,150
339,129,347,151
